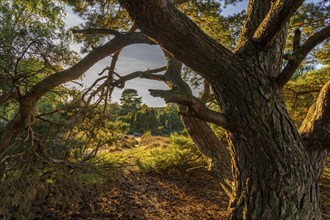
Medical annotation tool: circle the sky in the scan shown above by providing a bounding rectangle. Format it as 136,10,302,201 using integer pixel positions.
65,1,248,107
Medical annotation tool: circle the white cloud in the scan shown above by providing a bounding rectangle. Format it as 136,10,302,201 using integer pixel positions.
64,7,82,29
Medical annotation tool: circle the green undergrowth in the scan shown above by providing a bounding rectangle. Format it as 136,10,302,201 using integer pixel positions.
323,159,330,179
324,168,330,178
101,133,206,174
101,135,330,178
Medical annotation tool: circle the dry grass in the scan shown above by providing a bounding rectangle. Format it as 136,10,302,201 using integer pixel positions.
139,135,171,149
115,135,139,150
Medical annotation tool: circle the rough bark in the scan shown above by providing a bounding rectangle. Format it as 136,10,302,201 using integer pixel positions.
121,0,330,219
253,0,304,46
212,75,319,219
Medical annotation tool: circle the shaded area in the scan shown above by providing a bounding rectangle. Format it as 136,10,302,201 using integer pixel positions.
33,166,228,219
31,164,330,219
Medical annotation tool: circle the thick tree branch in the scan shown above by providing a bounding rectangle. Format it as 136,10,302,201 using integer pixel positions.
149,89,228,128
235,0,272,51
200,79,211,103
109,66,167,88
26,32,153,100
103,61,228,128
113,54,229,129
253,0,303,46
293,28,302,52
300,81,330,149
277,26,330,88
71,28,123,36
179,107,233,194
120,0,237,82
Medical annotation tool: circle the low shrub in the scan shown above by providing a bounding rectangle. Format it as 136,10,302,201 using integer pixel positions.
0,153,118,219
135,133,206,173
139,135,171,149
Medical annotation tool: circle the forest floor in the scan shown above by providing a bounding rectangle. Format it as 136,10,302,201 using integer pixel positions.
36,163,330,219
37,163,228,219
34,136,330,219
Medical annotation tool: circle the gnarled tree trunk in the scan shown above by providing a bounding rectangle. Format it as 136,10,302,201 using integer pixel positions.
154,57,233,188
121,0,330,219
211,69,324,219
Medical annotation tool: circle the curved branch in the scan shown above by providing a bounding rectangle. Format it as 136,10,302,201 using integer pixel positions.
71,28,123,36
120,0,236,82
149,89,228,128
253,0,303,46
14,41,37,75
110,66,167,88
179,107,233,194
26,32,154,100
277,26,330,88
300,80,330,150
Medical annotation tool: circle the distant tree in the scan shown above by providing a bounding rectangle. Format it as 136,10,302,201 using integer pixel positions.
129,106,157,134
119,88,142,115
164,104,184,132
145,108,159,131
